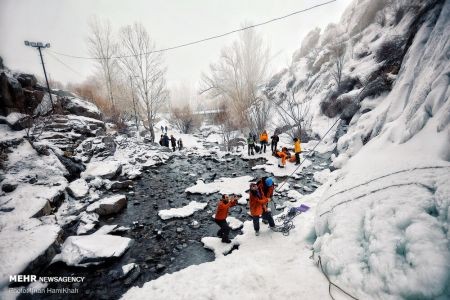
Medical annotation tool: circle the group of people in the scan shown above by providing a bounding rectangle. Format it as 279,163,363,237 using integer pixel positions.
215,176,276,243
247,130,302,168
159,133,183,151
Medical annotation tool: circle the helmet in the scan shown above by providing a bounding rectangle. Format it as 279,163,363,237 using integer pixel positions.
265,177,274,187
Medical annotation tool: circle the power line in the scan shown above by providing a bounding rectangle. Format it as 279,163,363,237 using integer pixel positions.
49,0,337,60
46,51,86,77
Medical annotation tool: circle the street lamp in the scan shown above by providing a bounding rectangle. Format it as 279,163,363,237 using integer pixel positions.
24,40,54,112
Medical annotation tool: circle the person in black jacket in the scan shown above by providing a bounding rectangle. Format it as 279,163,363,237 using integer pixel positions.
162,133,170,147
177,138,183,150
170,135,177,151
271,132,279,153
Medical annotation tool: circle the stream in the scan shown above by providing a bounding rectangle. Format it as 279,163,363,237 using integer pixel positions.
27,147,332,300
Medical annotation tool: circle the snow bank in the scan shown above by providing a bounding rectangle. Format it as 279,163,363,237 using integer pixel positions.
158,201,208,220
122,187,331,300
185,176,253,204
313,2,450,298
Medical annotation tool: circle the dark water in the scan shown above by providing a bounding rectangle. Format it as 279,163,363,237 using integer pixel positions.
27,150,331,300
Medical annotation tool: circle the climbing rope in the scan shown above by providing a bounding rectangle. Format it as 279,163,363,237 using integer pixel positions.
270,205,308,236
309,252,360,300
275,116,341,193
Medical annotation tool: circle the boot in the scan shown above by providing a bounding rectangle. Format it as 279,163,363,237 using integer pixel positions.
222,238,232,244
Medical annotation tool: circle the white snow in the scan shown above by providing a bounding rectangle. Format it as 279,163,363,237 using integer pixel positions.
211,215,243,230
54,234,133,267
0,223,60,288
287,190,303,202
67,178,89,199
81,160,122,179
158,201,208,220
201,237,239,258
121,187,331,300
185,176,253,204
313,169,331,184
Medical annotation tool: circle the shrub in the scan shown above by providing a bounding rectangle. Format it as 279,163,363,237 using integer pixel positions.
375,36,406,67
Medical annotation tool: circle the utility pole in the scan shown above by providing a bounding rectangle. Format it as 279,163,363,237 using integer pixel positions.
24,41,54,112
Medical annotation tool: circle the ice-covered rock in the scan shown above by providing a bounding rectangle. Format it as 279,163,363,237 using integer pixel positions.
54,234,133,266
86,194,127,216
67,178,89,199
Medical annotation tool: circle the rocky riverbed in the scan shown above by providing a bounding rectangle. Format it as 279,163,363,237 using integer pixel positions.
25,146,331,300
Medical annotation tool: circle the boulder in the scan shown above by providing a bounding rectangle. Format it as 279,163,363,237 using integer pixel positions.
2,182,17,193
53,234,133,266
5,112,31,130
109,180,133,190
82,161,122,179
86,194,127,216
67,179,89,199
16,73,37,89
60,97,102,120
0,72,25,115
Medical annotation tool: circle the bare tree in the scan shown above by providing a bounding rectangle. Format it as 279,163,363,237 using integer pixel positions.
171,104,201,134
329,40,346,88
213,103,240,151
118,22,168,142
200,25,270,129
87,16,118,110
268,89,312,140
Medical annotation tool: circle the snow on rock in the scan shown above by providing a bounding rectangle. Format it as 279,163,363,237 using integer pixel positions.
54,234,133,267
0,223,60,288
76,212,99,235
201,237,239,258
93,225,118,235
158,201,207,220
212,215,243,230
252,154,311,178
81,161,122,179
61,97,102,120
86,194,127,216
313,169,331,184
67,178,89,199
185,176,253,204
287,190,303,202
0,141,68,227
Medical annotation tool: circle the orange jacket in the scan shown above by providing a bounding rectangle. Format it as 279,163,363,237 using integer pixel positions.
257,180,274,199
215,199,236,220
260,132,269,142
249,191,269,216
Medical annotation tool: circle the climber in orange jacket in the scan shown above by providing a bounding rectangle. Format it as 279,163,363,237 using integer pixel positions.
249,178,275,236
259,130,269,154
277,147,289,168
294,137,302,165
215,194,237,243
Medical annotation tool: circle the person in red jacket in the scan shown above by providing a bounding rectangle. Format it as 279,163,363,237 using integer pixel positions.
249,181,275,236
215,194,237,243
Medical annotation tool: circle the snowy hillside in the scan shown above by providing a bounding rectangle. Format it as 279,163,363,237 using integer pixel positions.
122,0,450,299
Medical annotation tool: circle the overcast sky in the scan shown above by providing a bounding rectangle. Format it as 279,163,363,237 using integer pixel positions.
0,0,353,89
